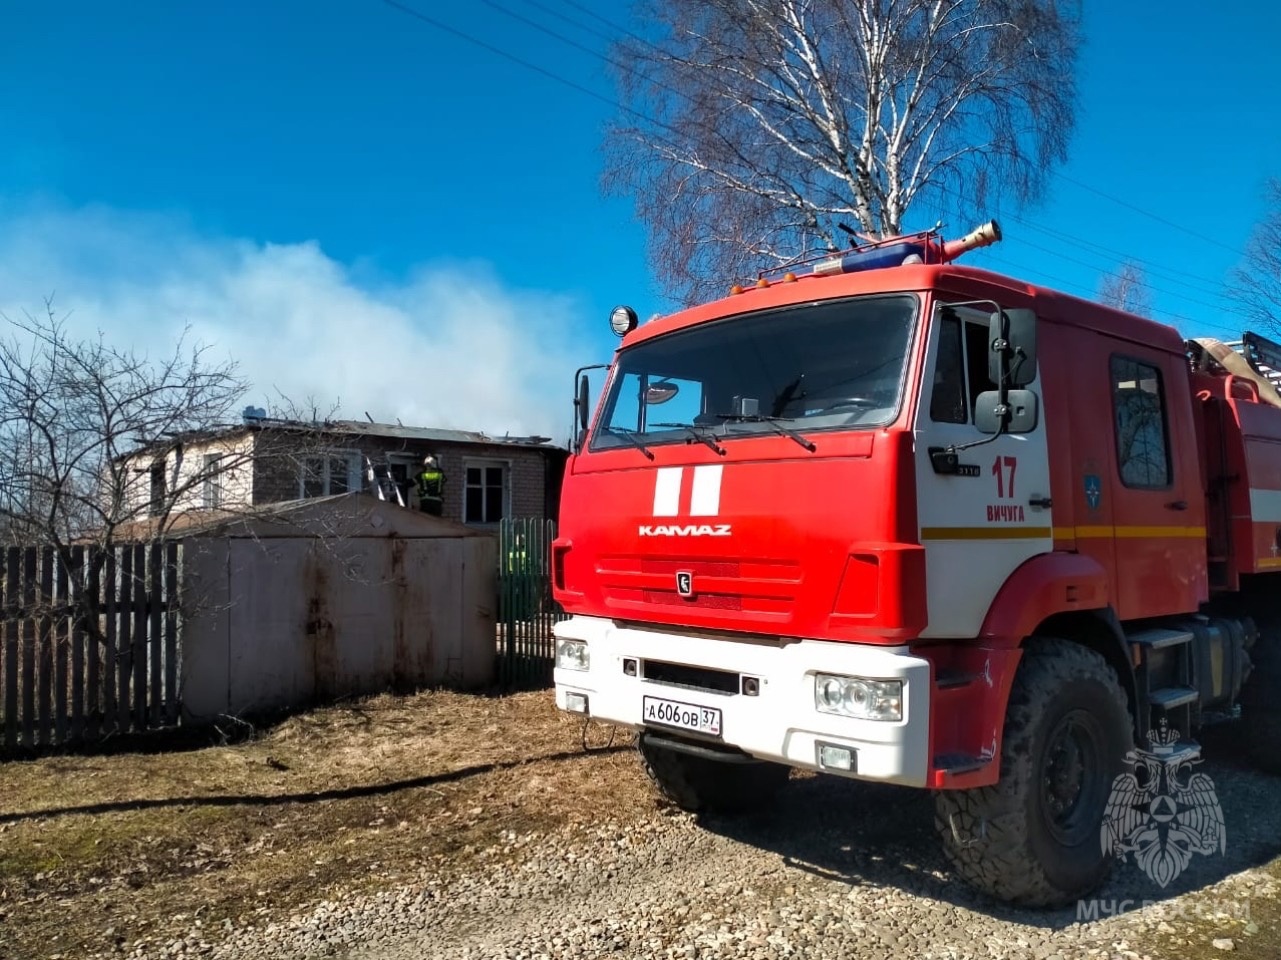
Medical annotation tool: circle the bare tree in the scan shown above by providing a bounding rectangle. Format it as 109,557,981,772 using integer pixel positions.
603,0,1082,302
0,301,250,546
0,301,359,645
1098,260,1152,317
1228,177,1281,334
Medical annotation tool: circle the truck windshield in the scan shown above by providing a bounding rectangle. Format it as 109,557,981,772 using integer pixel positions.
589,293,918,453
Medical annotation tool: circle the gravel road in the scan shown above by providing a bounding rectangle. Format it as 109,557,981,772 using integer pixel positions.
115,728,1281,960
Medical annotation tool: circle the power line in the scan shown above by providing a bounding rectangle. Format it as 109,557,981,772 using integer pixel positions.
917,181,1248,314
554,0,663,54
996,233,1238,318
550,0,1259,273
1048,170,1245,257
477,0,693,108
380,0,1255,329
376,0,679,139
980,251,1242,338
510,0,1254,297
1002,215,1233,297
522,0,621,48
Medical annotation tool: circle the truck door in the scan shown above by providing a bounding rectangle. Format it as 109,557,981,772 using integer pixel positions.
913,300,1054,638
1104,349,1207,618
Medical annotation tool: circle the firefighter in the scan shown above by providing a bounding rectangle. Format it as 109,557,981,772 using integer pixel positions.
416,454,445,516
506,532,527,573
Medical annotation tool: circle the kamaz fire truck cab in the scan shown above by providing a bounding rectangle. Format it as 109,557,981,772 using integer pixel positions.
551,221,1281,907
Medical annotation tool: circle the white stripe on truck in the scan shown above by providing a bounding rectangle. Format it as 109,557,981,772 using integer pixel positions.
690,465,723,516
652,467,683,516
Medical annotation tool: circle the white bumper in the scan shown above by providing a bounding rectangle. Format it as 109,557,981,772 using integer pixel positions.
552,615,931,787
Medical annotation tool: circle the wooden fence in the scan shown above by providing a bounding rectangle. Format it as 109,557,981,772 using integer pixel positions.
0,542,182,755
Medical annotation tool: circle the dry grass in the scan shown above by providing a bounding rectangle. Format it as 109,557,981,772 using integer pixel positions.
0,688,654,959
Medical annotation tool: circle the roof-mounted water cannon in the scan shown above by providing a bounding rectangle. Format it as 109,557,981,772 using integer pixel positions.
750,219,1003,289
940,220,1001,262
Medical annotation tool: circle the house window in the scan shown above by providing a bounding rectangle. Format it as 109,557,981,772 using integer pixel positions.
149,460,166,516
300,452,361,498
1111,355,1172,489
464,460,508,523
202,453,223,509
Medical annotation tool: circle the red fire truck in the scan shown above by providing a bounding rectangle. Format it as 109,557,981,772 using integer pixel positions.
550,221,1281,907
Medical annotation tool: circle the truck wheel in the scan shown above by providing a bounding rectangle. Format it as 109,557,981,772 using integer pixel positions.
638,733,789,814
934,638,1133,907
1241,628,1281,774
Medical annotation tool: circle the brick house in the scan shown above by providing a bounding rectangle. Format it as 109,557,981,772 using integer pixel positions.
116,413,569,529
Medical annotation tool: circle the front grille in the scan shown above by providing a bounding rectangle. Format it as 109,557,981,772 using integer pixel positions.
640,558,742,577
642,659,740,695
597,554,800,619
642,589,743,610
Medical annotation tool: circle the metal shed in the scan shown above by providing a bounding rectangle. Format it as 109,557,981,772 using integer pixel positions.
175,492,497,721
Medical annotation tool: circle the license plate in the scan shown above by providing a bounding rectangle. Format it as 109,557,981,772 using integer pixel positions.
642,695,722,737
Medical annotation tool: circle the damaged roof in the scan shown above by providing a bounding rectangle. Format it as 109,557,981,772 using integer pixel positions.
118,416,564,459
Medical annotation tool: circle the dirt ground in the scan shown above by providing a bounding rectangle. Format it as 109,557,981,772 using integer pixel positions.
1,689,1277,960
0,689,653,960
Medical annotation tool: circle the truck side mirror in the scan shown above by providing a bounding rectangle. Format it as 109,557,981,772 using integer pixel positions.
988,308,1038,387
975,389,1039,434
570,363,610,453
577,374,590,433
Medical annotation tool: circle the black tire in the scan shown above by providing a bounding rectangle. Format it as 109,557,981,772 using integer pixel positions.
638,734,790,814
1240,626,1281,774
934,637,1134,907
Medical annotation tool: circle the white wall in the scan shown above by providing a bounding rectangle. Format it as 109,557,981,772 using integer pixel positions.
118,433,258,517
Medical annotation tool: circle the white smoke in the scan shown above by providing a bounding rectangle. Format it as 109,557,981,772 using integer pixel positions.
0,203,590,441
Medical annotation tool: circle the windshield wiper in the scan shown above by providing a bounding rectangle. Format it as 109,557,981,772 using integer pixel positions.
651,422,726,455
601,426,655,460
714,413,817,452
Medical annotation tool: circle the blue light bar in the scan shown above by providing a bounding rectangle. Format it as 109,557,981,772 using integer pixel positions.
799,241,928,278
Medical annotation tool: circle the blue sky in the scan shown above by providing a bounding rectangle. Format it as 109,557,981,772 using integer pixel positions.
2,0,1279,440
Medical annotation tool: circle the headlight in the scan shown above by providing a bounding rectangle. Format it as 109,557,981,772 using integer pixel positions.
556,639,590,671
814,674,902,721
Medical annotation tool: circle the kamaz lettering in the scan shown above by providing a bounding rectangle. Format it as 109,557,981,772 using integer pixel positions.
638,523,732,537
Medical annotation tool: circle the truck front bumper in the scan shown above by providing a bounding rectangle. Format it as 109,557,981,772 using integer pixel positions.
552,615,931,787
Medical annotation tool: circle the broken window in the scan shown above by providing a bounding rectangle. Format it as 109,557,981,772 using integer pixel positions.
202,453,223,509
465,460,507,523
149,460,166,516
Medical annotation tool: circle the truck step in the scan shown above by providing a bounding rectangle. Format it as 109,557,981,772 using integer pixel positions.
933,753,989,775
935,668,983,690
1127,627,1194,650
1150,741,1202,765
1149,685,1198,709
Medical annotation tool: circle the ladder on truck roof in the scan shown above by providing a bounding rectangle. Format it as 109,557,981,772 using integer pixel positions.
1188,330,1281,408
1226,332,1281,393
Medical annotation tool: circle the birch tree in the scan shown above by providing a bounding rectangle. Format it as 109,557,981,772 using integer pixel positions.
603,0,1082,303
1229,177,1281,333
1098,261,1152,317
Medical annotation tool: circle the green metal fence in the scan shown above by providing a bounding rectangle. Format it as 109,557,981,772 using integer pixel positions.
497,517,566,690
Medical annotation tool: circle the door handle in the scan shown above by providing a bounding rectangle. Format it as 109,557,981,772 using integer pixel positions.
1028,497,1052,508
1166,500,1188,511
